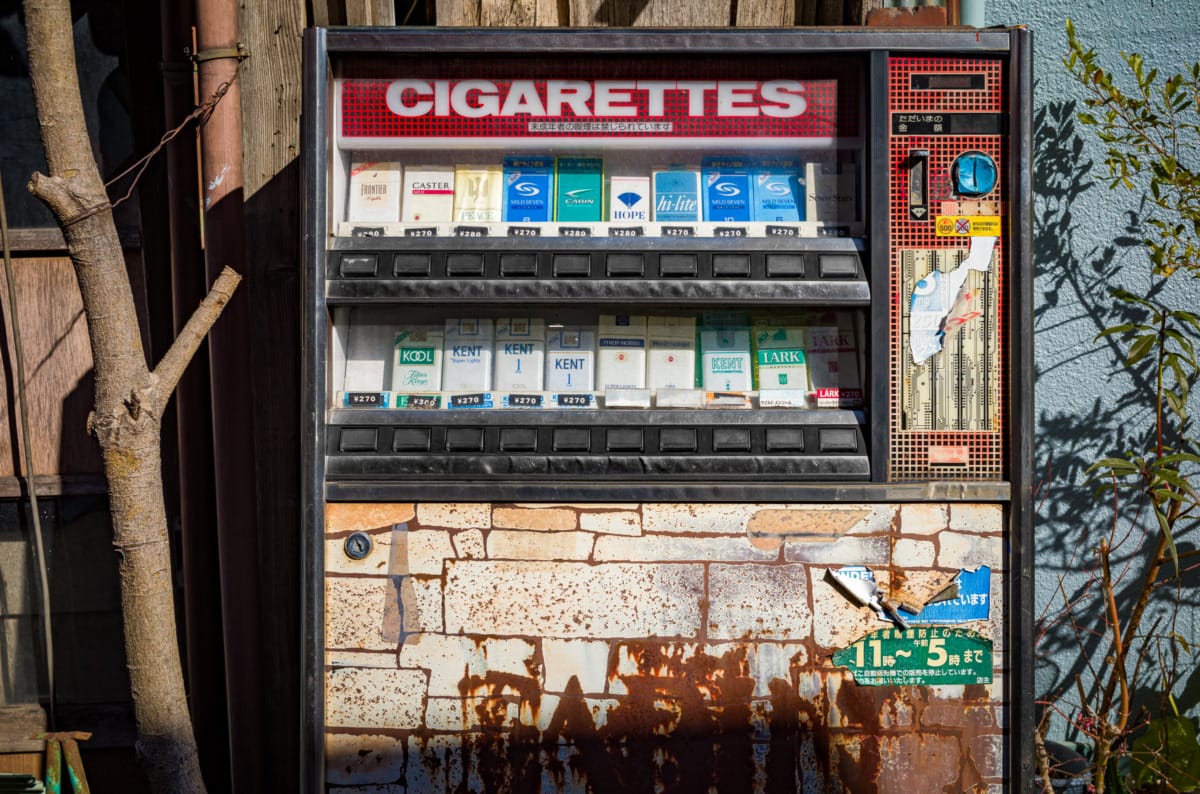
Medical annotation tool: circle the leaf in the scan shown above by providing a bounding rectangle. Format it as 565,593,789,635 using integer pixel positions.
1129,716,1200,790
1153,506,1181,577
1126,333,1157,365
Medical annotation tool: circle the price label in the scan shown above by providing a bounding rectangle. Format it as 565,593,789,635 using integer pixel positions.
662,226,696,237
507,226,541,237
453,226,488,238
611,227,643,237
559,227,592,237
344,391,385,408
504,393,544,409
832,627,992,686
713,226,747,238
449,392,494,409
555,393,593,408
397,394,441,409
404,227,437,237
766,225,798,237
350,226,385,238
816,225,851,238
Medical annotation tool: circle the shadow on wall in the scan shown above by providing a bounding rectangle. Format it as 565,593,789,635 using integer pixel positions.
1031,98,1200,724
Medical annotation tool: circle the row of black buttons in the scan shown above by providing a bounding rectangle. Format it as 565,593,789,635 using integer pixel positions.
335,425,861,455
337,251,861,280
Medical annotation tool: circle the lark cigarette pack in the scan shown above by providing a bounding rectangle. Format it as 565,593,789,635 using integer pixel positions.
752,322,808,390
807,318,863,407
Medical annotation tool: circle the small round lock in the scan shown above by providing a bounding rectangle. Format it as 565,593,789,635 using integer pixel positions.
343,531,373,561
951,150,998,197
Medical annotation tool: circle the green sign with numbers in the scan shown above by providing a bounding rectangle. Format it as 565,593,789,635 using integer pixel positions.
832,627,992,686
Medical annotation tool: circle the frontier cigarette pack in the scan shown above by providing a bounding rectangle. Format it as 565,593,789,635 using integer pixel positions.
597,315,647,391
392,327,444,392
555,157,604,222
453,165,503,223
442,318,495,391
402,166,455,223
494,317,546,391
647,316,697,391
545,327,596,392
702,157,752,222
700,326,752,391
652,169,701,222
503,156,554,222
347,159,402,223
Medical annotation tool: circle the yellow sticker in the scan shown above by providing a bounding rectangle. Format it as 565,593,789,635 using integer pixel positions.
935,215,1002,237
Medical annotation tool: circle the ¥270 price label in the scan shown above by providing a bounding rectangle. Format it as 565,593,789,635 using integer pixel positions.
832,627,992,686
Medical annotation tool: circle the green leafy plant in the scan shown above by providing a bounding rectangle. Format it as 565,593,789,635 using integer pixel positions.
1034,21,1200,794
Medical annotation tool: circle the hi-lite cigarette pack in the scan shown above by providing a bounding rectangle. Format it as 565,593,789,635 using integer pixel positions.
494,317,546,391
700,326,753,391
453,165,503,223
752,322,808,390
753,158,805,222
392,327,444,392
555,157,604,222
402,166,455,223
647,316,697,391
545,327,596,392
503,156,554,222
702,157,752,222
609,176,651,223
347,159,402,222
597,315,647,391
652,169,702,222
442,318,495,391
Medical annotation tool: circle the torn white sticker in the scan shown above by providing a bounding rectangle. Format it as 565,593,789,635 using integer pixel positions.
909,235,997,364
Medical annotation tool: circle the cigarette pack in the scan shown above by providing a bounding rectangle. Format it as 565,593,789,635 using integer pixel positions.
442,318,495,391
807,317,863,407
609,176,651,223
545,326,595,391
597,315,647,391
652,169,702,222
806,159,858,224
503,156,554,222
702,157,752,222
453,165,503,223
347,159,402,223
343,320,393,393
753,158,805,222
494,317,546,391
752,322,808,391
392,327,444,392
402,166,455,223
700,326,752,391
555,157,604,222
646,316,696,391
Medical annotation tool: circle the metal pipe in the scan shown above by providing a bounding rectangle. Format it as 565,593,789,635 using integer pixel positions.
959,0,986,26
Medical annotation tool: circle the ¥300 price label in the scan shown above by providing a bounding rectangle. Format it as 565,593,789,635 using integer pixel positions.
832,627,992,686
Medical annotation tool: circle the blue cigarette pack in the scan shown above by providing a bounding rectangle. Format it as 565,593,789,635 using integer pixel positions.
652,169,701,222
503,156,554,222
702,157,752,222
753,158,806,222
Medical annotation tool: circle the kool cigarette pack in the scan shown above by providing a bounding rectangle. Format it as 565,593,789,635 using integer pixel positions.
453,165,503,223
647,316,697,390
596,315,647,391
392,327,444,392
494,317,546,391
402,166,455,223
545,326,596,391
442,318,495,391
347,158,402,222
503,156,554,222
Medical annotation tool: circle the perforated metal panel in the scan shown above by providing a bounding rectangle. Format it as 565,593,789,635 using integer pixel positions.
887,57,1008,480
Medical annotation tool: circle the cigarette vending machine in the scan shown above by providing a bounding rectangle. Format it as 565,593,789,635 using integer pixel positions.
302,27,1032,793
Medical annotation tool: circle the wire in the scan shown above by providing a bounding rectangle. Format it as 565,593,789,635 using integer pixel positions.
0,164,56,730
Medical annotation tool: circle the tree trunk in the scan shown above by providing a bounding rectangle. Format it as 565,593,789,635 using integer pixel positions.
22,0,240,790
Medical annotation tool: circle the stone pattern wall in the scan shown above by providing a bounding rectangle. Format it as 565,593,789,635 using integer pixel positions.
323,502,1006,792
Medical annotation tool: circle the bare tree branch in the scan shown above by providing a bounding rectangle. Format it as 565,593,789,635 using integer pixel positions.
150,267,242,410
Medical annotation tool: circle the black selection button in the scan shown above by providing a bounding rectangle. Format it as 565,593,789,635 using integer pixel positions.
766,254,805,278
339,254,378,277
500,253,538,277
338,427,378,453
659,254,698,277
819,254,859,278
446,427,485,452
818,428,859,452
712,253,750,277
607,253,644,277
553,427,591,452
446,253,485,277
713,428,752,452
500,427,538,452
553,253,591,277
392,253,432,277
659,428,697,453
606,427,644,452
392,427,432,452
766,428,805,452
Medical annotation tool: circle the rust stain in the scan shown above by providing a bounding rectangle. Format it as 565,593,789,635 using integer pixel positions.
747,508,870,550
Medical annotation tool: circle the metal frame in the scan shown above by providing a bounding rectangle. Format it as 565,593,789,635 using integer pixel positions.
300,27,1034,793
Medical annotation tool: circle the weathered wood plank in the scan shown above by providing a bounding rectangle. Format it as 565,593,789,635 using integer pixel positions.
480,0,563,25
346,0,396,25
437,0,482,24
735,0,793,26
568,0,731,26
0,704,46,754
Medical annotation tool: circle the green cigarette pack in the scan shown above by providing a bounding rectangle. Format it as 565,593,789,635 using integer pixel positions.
555,157,604,222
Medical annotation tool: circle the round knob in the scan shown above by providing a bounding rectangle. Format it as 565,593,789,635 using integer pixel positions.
343,532,373,560
951,151,998,197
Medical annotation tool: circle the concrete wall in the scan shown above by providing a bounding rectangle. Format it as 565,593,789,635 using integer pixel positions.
986,1,1200,726
324,501,1005,792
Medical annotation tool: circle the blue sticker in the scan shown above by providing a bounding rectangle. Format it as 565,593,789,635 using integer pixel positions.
900,566,991,624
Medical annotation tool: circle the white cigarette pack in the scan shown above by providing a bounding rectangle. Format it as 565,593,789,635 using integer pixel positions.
453,165,504,223
806,159,858,224
545,327,595,392
343,321,393,392
806,319,863,407
647,316,696,391
597,315,647,391
347,159,403,223
402,166,455,223
753,323,808,391
392,327,444,392
442,318,495,391
494,317,546,391
609,176,651,223
700,327,752,391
